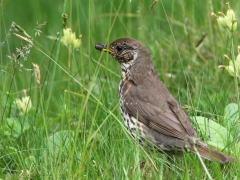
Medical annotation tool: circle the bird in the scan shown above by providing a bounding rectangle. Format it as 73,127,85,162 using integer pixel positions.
95,38,236,163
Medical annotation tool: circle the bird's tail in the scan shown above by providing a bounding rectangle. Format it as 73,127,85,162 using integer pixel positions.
189,141,236,163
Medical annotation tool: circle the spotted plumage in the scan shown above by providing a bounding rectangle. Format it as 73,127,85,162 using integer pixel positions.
95,38,236,163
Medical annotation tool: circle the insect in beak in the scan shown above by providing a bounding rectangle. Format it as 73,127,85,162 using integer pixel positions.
95,43,114,55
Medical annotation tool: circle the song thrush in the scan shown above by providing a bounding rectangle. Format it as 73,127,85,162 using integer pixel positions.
95,38,236,163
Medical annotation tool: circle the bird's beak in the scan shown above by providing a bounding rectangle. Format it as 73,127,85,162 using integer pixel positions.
95,43,115,55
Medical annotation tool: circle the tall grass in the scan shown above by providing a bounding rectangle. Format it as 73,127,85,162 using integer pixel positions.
0,0,239,179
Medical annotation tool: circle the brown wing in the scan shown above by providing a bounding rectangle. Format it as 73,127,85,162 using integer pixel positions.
121,78,197,140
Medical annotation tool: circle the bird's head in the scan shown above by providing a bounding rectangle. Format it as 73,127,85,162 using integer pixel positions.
95,38,151,71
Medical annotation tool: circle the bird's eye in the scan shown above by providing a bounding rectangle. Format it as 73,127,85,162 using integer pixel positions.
116,45,123,51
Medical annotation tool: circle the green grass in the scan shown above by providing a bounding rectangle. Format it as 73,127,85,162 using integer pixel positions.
0,0,240,179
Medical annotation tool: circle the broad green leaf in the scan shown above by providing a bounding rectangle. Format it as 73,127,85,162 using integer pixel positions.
2,117,30,138
43,130,75,157
236,142,240,154
224,103,239,127
24,155,37,169
191,116,233,150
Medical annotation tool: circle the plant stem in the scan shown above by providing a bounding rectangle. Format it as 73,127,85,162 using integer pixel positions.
230,35,240,117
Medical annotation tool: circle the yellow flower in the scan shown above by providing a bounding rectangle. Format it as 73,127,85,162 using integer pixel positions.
15,96,32,114
211,2,237,32
218,61,238,77
61,28,81,49
218,51,240,78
